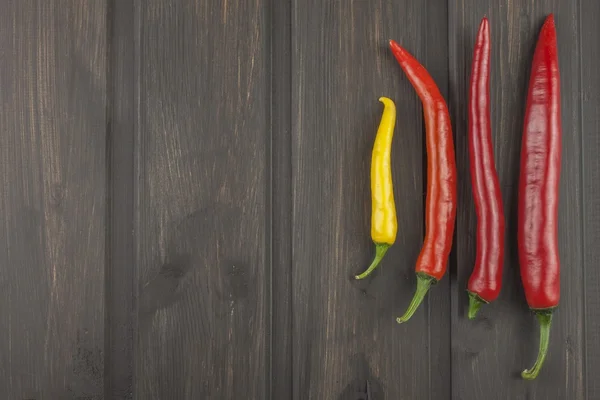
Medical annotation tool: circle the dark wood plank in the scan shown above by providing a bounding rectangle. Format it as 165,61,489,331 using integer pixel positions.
134,1,270,398
424,0,452,398
0,1,107,398
291,1,449,398
449,1,584,398
270,0,293,398
105,0,135,398
580,1,600,398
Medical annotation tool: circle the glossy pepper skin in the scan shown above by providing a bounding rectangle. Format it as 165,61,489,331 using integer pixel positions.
389,40,457,323
518,14,561,380
466,17,505,319
355,97,398,279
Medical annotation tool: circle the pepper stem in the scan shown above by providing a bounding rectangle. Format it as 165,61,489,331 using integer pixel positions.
521,310,553,380
467,291,489,320
355,243,389,279
396,273,436,323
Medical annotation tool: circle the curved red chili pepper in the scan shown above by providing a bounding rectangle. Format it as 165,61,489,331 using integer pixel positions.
466,17,505,319
518,14,561,380
389,40,457,323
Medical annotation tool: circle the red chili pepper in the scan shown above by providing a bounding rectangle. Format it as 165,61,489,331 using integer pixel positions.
466,17,505,319
518,14,561,380
389,40,457,323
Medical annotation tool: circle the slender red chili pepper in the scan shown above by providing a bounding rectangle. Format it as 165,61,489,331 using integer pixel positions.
518,14,561,380
389,40,457,323
466,17,505,319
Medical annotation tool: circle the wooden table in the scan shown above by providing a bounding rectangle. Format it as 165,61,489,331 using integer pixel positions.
0,1,597,399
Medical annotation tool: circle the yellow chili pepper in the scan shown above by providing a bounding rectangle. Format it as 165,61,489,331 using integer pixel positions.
355,97,397,280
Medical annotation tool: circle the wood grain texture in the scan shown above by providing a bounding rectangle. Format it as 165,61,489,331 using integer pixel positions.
1,0,597,398
134,1,269,399
106,0,135,398
291,1,449,398
580,1,600,398
423,0,452,398
270,0,293,398
449,1,584,398
0,1,107,398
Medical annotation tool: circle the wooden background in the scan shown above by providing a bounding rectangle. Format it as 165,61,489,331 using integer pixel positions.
0,0,598,399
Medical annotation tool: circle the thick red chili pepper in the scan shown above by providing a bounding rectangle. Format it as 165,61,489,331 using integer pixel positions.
466,17,505,319
518,14,561,380
389,40,457,323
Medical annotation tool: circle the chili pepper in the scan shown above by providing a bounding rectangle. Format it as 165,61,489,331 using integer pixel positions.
518,14,561,380
388,40,457,323
355,97,398,280
466,17,505,319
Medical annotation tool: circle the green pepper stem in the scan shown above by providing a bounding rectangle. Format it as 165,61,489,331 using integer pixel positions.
355,243,389,280
467,291,488,320
522,310,553,380
396,273,436,323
